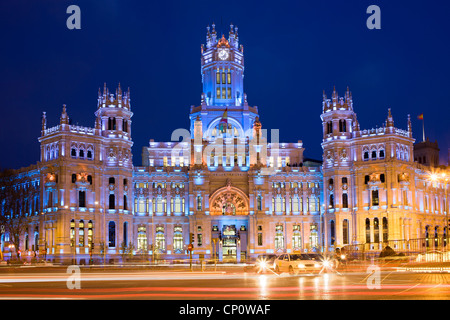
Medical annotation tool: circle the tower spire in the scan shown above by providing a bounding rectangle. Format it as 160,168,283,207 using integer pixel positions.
60,104,69,125
41,111,47,131
386,108,394,127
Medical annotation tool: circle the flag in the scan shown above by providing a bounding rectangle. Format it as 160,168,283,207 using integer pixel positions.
417,113,423,120
219,108,228,133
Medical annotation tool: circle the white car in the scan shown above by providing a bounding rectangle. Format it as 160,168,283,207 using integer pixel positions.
274,253,325,274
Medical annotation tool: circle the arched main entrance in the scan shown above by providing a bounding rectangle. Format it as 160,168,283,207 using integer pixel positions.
209,182,249,262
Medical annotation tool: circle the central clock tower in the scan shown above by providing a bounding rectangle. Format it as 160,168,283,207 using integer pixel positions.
200,23,244,107
189,23,258,140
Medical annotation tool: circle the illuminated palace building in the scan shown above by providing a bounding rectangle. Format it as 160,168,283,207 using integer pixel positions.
1,24,449,263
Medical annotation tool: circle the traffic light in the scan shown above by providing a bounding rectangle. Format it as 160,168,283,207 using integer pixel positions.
190,233,194,244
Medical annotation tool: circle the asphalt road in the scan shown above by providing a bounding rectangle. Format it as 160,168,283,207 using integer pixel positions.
0,267,449,300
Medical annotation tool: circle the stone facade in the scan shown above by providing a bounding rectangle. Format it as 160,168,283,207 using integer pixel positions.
0,24,448,263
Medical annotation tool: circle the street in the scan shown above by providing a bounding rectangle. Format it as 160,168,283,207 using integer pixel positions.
0,266,449,300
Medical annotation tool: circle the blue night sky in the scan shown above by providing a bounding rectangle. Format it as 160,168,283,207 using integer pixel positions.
0,0,449,169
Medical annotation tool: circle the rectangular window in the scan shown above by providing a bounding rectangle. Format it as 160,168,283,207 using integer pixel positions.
222,88,226,99
372,190,379,206
257,233,263,246
138,199,146,213
403,190,408,206
292,233,301,249
79,191,86,208
227,72,231,84
197,234,203,246
216,87,221,99
216,72,220,84
227,87,231,99
291,196,299,213
222,72,226,84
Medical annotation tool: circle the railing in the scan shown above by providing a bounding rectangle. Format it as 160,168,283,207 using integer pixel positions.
340,237,449,260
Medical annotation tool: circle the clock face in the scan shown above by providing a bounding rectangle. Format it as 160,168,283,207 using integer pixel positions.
218,49,229,60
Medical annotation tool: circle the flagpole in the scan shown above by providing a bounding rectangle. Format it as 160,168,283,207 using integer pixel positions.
422,117,425,142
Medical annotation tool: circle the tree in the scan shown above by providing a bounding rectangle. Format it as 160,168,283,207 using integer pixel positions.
0,170,32,260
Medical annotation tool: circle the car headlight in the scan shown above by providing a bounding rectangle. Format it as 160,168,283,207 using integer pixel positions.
314,263,320,268
323,260,331,268
258,260,268,269
298,263,305,268
340,254,346,260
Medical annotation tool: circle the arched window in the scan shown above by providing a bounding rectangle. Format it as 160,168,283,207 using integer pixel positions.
109,177,115,185
78,190,86,208
108,221,116,247
342,193,348,209
372,189,379,206
330,220,336,246
256,195,262,211
123,222,128,245
47,190,53,208
88,220,93,249
25,234,29,250
109,194,115,210
173,225,183,253
342,219,349,245
310,225,319,249
329,194,334,208
365,218,371,243
123,119,128,133
274,225,284,251
71,148,77,158
326,121,332,134
79,220,85,247
374,218,379,243
339,119,346,132
108,117,116,130
123,195,128,211
34,229,39,251
444,227,448,248
363,151,369,161
70,219,75,247
435,226,439,248
382,217,388,242
137,225,147,251
155,226,165,252
292,225,301,250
